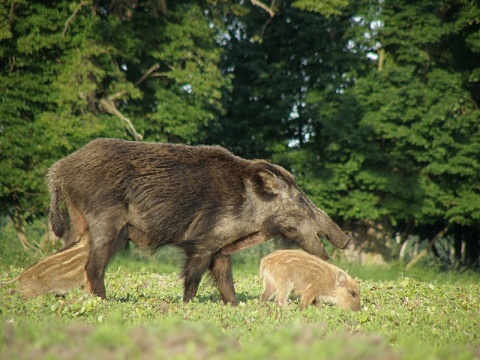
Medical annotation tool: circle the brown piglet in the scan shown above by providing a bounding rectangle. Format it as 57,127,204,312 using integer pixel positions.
260,250,361,311
1,232,90,297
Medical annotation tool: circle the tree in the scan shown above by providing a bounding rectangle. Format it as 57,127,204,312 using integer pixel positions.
0,0,231,246
208,0,366,160
210,0,480,265
1,0,479,266
307,0,480,265
0,1,113,248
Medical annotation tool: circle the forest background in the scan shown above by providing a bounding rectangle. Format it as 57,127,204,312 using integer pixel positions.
0,0,479,269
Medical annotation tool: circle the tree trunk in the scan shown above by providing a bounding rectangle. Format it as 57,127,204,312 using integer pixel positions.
465,227,480,269
406,226,449,270
392,220,414,260
453,227,463,266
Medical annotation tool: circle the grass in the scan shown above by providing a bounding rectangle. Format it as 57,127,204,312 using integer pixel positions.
1,213,479,360
107,244,480,285
1,245,480,359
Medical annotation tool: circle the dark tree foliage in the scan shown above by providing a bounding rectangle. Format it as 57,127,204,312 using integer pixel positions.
207,0,366,160
0,0,229,245
0,0,479,266
303,0,480,266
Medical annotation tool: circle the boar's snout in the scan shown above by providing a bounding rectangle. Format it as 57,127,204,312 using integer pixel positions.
314,231,350,260
326,230,352,250
314,207,352,250
314,233,330,260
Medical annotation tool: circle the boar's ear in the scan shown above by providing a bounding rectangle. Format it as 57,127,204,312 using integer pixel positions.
336,271,348,287
257,169,280,195
247,162,282,198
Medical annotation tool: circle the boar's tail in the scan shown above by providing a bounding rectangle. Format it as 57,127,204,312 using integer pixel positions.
49,187,66,237
47,168,68,238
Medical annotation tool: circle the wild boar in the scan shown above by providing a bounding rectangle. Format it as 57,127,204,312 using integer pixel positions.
1,232,89,297
47,138,352,304
260,250,361,311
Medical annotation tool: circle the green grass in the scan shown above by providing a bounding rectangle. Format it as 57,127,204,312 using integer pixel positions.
1,215,479,360
1,246,480,359
107,245,480,286
108,246,185,275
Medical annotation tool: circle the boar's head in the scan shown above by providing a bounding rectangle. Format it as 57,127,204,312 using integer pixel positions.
247,161,351,260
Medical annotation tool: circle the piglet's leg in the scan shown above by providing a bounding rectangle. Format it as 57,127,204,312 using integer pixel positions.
275,282,293,307
299,287,318,310
260,278,276,302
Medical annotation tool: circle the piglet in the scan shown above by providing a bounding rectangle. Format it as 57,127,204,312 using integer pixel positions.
260,250,361,311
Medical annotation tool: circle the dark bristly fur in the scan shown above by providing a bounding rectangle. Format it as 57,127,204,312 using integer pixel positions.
46,138,352,304
260,250,361,311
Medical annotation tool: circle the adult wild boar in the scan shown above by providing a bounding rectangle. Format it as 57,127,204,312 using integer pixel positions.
48,138,351,305
260,250,361,311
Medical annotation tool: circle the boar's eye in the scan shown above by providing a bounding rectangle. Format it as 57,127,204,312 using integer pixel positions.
350,291,357,298
297,194,316,218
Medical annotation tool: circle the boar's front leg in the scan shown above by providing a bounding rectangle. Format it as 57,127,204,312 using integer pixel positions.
209,254,237,305
220,232,269,256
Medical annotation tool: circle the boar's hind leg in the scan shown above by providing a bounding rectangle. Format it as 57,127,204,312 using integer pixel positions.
85,218,128,299
50,196,88,246
209,254,237,305
182,254,213,303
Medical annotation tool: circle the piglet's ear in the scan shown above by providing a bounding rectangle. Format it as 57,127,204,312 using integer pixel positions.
247,162,282,199
337,271,347,287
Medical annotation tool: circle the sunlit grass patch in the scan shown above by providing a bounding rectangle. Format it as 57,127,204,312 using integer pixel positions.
1,249,479,359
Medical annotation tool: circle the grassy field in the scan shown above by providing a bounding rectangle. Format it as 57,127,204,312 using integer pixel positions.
1,245,479,359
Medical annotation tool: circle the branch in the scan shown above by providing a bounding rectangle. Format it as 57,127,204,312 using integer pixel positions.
108,91,128,101
134,63,161,87
158,0,167,16
150,72,170,78
99,63,168,139
377,48,385,72
9,211,42,253
99,97,143,141
392,219,414,259
63,1,84,37
251,0,276,18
